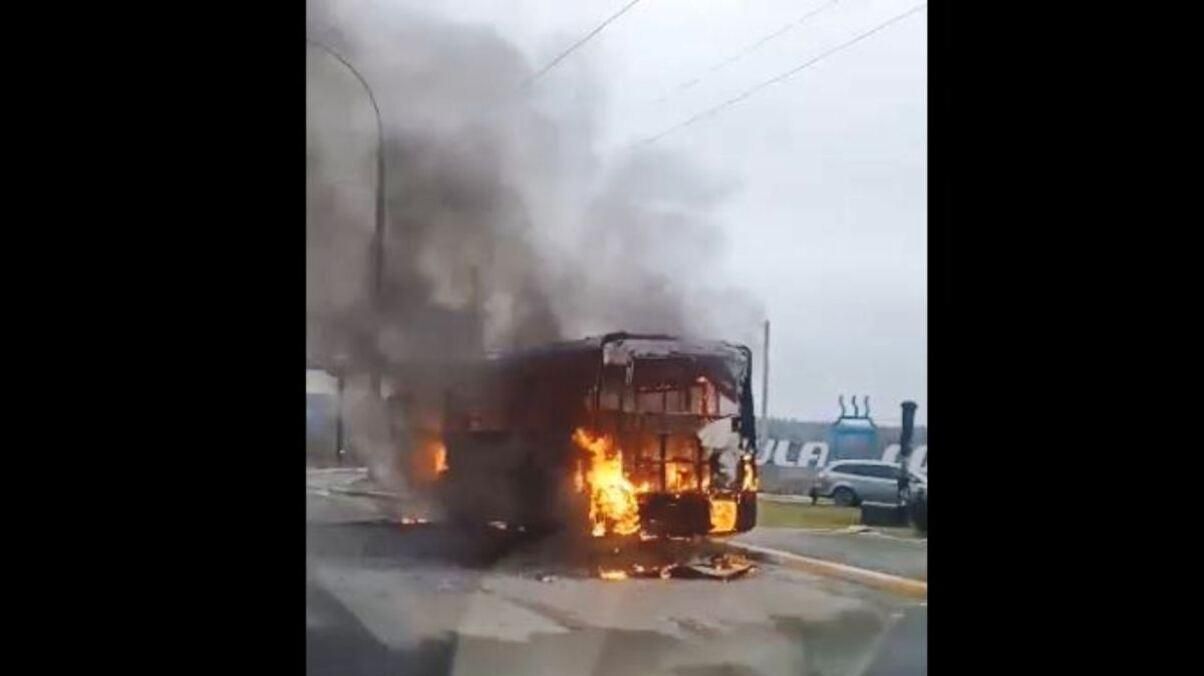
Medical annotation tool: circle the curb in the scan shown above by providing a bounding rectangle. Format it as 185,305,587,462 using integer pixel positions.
307,485,403,501
758,493,815,503
328,487,402,500
723,541,927,599
758,494,832,505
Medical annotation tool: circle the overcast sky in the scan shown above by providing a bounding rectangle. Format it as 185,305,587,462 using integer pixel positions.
317,0,926,424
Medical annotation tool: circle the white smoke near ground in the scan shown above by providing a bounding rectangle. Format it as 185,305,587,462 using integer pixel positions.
306,0,764,490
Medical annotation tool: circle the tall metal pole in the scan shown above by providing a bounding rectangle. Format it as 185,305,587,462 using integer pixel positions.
335,371,345,465
897,400,918,504
898,401,918,465
307,39,387,392
761,320,770,438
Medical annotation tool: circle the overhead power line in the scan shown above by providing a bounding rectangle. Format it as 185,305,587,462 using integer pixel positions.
636,2,927,146
522,0,645,89
654,0,844,103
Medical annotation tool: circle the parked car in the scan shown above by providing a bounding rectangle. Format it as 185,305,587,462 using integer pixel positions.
812,460,921,507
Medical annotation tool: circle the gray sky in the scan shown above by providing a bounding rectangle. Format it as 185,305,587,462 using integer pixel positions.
320,0,926,424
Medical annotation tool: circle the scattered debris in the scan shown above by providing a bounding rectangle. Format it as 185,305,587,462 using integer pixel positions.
670,553,755,581
593,552,754,581
629,564,673,580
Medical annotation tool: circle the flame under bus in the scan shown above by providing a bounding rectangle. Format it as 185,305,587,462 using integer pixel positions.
438,333,758,538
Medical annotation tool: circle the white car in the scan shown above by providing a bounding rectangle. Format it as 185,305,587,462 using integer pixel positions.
812,459,923,507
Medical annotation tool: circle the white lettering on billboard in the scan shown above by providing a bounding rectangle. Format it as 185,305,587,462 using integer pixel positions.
759,438,925,470
798,442,829,468
773,439,795,467
754,440,775,466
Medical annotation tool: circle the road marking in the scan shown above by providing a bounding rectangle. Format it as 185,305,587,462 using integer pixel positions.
849,610,904,676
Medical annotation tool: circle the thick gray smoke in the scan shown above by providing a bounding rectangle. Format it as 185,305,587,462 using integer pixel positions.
306,0,763,488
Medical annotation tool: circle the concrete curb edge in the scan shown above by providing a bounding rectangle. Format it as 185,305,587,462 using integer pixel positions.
724,541,927,599
307,485,403,501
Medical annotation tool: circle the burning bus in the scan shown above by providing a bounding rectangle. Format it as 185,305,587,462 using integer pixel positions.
434,332,759,538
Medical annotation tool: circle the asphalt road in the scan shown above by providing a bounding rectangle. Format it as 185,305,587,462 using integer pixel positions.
306,471,926,676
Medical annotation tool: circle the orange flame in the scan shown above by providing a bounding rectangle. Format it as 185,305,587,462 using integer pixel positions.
665,462,693,493
572,428,641,537
599,569,629,581
709,497,738,533
434,443,449,475
740,453,758,491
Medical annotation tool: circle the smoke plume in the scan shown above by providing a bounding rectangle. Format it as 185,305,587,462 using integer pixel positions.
306,0,763,487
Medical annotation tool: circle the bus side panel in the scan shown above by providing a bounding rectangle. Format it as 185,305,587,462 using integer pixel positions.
440,429,587,531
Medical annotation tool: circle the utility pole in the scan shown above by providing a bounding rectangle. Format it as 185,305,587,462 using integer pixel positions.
897,400,918,503
761,320,770,441
307,39,388,394
898,401,918,466
335,370,345,466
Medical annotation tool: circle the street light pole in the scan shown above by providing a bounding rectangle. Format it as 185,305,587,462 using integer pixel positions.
307,39,387,390
761,319,770,446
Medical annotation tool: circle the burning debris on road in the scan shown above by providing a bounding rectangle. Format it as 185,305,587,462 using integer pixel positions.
494,522,758,584
602,553,755,582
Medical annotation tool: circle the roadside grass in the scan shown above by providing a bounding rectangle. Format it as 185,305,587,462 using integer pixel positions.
756,498,862,529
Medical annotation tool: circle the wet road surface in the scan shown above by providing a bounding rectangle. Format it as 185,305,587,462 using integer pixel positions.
306,474,925,676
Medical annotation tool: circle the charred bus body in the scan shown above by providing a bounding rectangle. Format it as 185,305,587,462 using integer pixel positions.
437,333,758,537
